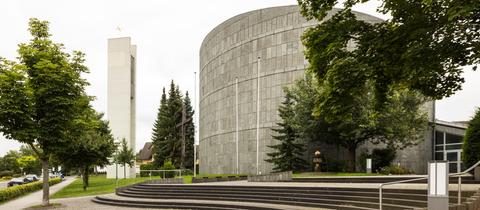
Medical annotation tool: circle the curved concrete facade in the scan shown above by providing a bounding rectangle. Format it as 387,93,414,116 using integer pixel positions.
199,5,383,174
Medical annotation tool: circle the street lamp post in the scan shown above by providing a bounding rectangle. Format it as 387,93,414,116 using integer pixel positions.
256,56,261,175
193,71,197,178
235,77,239,174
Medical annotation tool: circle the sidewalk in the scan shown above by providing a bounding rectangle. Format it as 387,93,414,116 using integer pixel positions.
0,176,77,210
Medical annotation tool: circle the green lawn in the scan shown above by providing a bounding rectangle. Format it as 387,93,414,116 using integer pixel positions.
51,175,157,199
293,172,381,177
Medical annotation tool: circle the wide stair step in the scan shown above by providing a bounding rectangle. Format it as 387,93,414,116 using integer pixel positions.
92,183,477,210
290,176,480,184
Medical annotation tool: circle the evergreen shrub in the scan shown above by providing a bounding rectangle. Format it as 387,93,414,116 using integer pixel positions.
0,178,62,203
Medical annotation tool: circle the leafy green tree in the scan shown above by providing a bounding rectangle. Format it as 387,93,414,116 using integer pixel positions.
55,111,116,190
266,91,307,172
282,74,428,171
462,108,480,168
18,145,42,175
298,0,479,122
115,138,135,179
0,18,88,206
17,155,40,175
1,150,21,174
19,145,38,157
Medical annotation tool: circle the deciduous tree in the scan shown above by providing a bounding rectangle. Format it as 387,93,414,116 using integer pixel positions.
0,18,89,206
282,74,428,171
55,111,116,190
115,138,135,179
462,108,480,168
298,0,479,122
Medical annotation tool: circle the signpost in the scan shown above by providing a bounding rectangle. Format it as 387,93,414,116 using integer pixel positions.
366,158,372,174
428,161,449,210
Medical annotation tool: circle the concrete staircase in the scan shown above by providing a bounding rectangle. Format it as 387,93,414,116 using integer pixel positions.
92,183,478,210
290,176,480,184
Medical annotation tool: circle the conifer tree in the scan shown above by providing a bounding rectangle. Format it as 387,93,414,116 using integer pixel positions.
183,92,195,169
151,80,195,169
152,88,169,167
266,92,307,172
166,81,183,167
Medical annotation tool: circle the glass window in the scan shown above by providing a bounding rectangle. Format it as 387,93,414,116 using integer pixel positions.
449,163,458,173
446,144,462,150
435,152,444,160
435,131,444,145
446,133,463,144
435,145,444,151
447,152,458,161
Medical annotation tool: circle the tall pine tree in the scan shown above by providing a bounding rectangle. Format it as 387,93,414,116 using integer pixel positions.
166,82,183,167
266,91,307,172
183,92,195,169
151,81,195,169
152,88,169,167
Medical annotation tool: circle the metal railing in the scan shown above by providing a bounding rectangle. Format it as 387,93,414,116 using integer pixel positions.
449,161,480,205
140,169,193,180
378,160,480,210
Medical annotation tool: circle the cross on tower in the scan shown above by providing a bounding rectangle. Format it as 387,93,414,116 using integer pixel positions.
175,103,192,168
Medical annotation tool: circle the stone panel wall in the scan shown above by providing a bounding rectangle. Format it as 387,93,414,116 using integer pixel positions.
199,5,383,174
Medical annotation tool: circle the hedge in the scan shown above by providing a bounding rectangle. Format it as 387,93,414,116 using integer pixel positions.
0,178,62,203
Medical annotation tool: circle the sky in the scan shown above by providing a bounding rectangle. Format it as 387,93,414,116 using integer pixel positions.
0,0,478,156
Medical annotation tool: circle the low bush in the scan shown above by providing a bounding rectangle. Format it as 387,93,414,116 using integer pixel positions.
321,160,348,172
140,160,179,178
160,159,176,178
379,165,414,175
140,163,156,177
359,148,396,173
0,171,13,178
371,148,396,172
0,178,62,203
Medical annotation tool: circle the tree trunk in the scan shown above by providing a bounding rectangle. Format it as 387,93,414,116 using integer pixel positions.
85,166,89,187
82,165,89,191
41,158,49,206
348,147,357,172
123,163,126,179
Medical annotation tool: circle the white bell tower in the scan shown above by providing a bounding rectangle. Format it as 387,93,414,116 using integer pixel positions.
106,37,136,178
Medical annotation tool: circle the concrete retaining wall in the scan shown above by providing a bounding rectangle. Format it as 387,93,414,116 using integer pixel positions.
143,178,184,184
248,171,292,182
